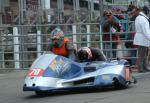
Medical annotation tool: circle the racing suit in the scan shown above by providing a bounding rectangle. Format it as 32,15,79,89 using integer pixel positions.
49,37,76,60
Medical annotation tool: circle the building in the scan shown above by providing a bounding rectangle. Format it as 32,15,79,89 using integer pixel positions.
0,0,146,26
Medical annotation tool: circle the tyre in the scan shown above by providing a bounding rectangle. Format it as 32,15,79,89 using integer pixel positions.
113,78,127,89
35,91,50,96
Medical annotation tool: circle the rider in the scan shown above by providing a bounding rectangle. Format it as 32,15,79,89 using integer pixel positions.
76,47,106,62
49,27,76,60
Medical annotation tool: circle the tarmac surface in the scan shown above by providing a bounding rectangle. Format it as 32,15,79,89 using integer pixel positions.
0,70,150,103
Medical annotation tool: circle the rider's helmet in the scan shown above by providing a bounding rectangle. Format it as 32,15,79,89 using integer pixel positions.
77,47,93,62
50,28,64,47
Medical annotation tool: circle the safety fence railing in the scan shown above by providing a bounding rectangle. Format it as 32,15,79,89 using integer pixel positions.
0,21,140,70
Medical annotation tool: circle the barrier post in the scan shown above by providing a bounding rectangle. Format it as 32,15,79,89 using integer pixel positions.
99,25,103,50
37,30,41,57
72,25,77,48
86,25,91,47
13,27,20,69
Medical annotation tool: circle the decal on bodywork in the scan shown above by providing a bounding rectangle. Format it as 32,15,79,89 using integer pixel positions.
48,56,70,74
124,66,130,81
102,75,111,80
27,68,44,77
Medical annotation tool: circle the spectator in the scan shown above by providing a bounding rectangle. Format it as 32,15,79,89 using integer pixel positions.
125,7,140,66
99,9,122,58
113,8,126,38
128,7,141,21
134,6,150,73
114,8,125,20
127,2,135,12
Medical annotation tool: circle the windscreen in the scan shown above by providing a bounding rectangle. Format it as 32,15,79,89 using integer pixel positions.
43,56,82,79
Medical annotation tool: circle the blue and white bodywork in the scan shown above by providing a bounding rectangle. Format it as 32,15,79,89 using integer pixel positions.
23,53,136,95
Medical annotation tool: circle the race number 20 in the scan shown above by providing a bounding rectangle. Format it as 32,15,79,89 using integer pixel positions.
27,68,44,77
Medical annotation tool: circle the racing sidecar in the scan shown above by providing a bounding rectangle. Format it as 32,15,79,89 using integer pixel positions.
23,53,137,95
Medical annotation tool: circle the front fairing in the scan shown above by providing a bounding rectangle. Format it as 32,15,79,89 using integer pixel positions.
23,54,82,90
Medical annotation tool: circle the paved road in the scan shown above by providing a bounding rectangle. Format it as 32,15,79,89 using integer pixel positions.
0,71,150,103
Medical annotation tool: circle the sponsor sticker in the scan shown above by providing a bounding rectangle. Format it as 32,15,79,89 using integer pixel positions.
27,68,44,77
49,57,66,74
125,67,130,81
102,75,110,80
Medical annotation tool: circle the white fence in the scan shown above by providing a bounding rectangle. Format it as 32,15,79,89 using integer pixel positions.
0,22,137,70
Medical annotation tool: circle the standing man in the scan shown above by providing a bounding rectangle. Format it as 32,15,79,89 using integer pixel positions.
99,9,121,58
134,6,150,73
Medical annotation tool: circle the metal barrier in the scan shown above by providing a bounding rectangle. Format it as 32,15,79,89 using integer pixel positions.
0,22,138,70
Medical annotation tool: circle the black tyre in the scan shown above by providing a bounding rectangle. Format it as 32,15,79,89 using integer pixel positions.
35,91,50,96
113,78,127,89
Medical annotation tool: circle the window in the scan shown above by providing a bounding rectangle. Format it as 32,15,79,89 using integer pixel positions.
94,3,99,10
79,0,88,8
10,0,18,2
105,0,112,3
51,0,57,8
64,0,73,5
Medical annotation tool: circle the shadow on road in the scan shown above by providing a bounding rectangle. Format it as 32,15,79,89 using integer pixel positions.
24,86,134,99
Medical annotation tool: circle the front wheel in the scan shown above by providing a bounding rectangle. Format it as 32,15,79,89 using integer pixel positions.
35,91,51,96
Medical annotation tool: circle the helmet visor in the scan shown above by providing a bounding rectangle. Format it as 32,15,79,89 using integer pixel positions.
51,36,60,40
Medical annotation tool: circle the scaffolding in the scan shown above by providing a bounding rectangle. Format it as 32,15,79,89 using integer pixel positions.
0,0,149,69
0,0,144,26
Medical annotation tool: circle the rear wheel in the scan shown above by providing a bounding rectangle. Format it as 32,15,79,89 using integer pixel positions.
113,78,127,89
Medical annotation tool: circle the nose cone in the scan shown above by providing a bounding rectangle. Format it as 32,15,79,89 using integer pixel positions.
23,76,60,91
